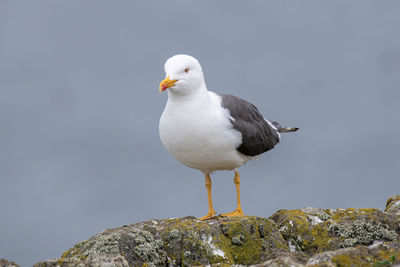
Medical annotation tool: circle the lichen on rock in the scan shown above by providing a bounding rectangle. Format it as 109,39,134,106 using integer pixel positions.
269,207,332,255
306,240,400,267
33,195,400,267
35,216,288,266
328,218,397,248
386,195,400,215
0,258,21,267
59,226,166,266
158,216,288,265
270,204,399,257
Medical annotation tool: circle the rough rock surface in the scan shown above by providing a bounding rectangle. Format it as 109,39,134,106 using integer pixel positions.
306,241,400,267
30,195,400,267
0,259,20,267
270,206,399,255
386,195,400,215
34,216,288,266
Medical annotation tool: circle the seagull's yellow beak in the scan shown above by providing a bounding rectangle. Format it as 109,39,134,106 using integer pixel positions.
159,76,178,93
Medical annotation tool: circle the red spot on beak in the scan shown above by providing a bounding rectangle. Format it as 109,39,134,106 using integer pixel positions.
159,76,177,92
161,83,168,91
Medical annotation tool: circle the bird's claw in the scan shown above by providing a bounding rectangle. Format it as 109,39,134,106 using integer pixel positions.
221,208,244,217
197,212,216,220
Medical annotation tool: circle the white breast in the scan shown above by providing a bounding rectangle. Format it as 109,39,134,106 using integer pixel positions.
159,91,249,173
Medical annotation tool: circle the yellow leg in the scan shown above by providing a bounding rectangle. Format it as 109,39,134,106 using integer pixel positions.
198,173,216,220
222,170,244,217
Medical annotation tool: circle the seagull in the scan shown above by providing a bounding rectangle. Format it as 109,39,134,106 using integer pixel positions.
158,55,298,220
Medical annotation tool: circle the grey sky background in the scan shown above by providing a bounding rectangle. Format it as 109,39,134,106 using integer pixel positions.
1,1,400,265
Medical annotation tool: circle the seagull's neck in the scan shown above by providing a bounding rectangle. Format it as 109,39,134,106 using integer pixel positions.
167,84,210,105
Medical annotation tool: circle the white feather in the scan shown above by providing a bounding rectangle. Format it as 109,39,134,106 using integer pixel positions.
159,55,250,173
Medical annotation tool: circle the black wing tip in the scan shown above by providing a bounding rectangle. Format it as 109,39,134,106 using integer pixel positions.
280,127,299,133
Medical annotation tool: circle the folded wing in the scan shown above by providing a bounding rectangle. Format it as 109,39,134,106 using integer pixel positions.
220,94,280,156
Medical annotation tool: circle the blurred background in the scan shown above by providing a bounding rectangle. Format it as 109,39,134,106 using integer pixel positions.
1,1,400,265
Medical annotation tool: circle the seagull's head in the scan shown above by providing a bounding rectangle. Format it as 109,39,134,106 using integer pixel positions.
159,54,205,95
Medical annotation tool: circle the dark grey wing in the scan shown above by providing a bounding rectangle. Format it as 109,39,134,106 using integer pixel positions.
220,94,280,156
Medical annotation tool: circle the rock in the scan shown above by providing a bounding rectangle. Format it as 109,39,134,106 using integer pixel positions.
0,259,20,267
33,255,129,267
270,206,399,255
34,196,400,266
256,241,400,266
255,251,309,267
33,258,89,267
307,240,400,266
255,241,400,267
386,195,400,215
328,218,397,248
36,216,288,266
256,255,305,267
269,207,333,255
231,234,244,245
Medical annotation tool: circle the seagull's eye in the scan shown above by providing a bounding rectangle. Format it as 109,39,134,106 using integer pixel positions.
184,68,190,73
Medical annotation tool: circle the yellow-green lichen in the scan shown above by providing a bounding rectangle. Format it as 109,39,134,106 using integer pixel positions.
57,247,74,265
160,216,287,266
329,247,400,267
271,209,332,255
330,208,377,222
63,241,89,261
374,254,397,267
308,224,330,251
385,195,400,214
331,253,372,267
217,218,263,264
373,247,400,266
272,205,399,257
161,217,230,265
